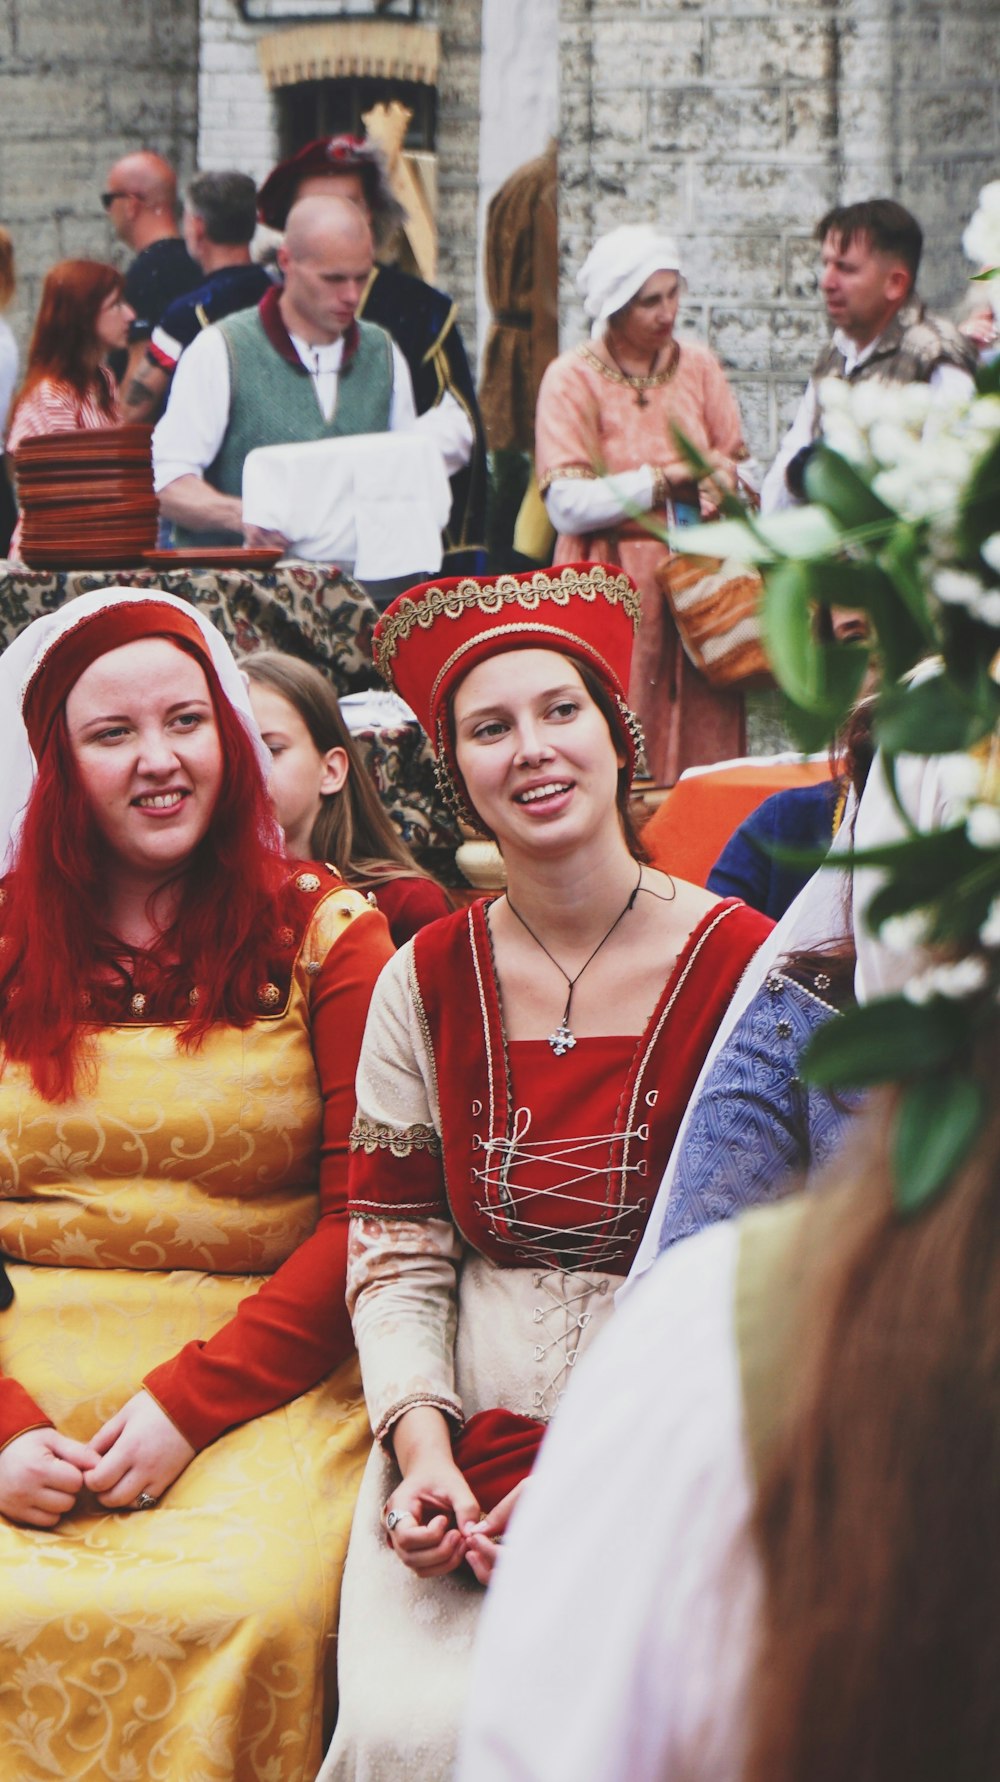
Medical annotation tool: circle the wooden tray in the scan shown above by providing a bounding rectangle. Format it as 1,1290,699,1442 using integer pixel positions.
140,548,285,569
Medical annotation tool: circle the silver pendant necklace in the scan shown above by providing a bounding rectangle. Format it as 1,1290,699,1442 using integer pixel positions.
504,868,643,1057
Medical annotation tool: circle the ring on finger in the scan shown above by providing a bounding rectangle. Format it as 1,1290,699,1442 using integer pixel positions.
134,1491,157,1511
385,1508,412,1533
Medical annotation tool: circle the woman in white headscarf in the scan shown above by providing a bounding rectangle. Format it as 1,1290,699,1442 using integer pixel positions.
535,223,748,783
0,588,393,1781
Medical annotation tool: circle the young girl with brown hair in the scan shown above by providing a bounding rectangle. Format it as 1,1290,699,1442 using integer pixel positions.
244,649,452,946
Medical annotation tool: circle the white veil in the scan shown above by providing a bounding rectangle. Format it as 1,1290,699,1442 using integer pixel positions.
0,587,270,872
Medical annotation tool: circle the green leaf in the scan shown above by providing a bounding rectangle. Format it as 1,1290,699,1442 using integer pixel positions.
666,505,846,564
753,506,845,559
665,517,764,560
803,444,896,530
779,697,842,753
877,523,934,637
669,423,716,483
762,560,870,725
892,1074,984,1216
760,560,818,702
876,672,1000,756
801,998,964,1089
956,432,1000,556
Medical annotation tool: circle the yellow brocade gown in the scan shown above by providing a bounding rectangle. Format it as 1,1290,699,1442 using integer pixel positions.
0,887,382,1782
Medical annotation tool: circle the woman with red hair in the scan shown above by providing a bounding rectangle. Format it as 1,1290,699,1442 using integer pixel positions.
5,258,134,560
0,588,393,1781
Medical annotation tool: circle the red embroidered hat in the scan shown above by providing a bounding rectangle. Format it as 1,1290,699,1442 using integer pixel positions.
257,135,385,231
373,564,645,820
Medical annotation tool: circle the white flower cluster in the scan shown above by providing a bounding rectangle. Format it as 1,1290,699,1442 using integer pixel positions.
967,801,1000,849
980,897,1000,949
817,381,1000,530
932,564,1000,626
904,955,990,1005
963,179,1000,272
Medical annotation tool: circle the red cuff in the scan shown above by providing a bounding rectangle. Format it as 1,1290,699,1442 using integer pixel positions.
0,1376,52,1450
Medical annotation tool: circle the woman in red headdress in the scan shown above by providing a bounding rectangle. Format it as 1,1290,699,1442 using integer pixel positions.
319,564,772,1780
0,589,393,1781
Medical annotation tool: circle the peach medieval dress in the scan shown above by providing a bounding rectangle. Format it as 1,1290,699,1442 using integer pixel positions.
536,340,747,784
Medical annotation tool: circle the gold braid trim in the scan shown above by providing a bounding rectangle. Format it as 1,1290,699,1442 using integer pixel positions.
577,339,680,390
537,463,597,494
374,564,641,683
350,1116,442,1158
421,299,458,367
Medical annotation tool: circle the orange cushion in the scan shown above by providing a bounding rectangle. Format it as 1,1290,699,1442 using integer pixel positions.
642,760,833,887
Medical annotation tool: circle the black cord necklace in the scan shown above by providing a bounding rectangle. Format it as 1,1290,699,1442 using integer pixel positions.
504,866,644,1057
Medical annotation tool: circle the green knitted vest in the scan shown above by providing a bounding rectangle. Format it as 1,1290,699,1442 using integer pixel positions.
175,310,394,548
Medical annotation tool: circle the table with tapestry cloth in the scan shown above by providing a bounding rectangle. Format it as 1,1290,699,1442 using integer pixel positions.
0,559,462,881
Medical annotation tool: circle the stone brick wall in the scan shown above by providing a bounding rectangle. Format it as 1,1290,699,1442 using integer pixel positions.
558,0,1000,464
198,0,280,182
197,0,484,354
435,0,482,345
0,0,199,355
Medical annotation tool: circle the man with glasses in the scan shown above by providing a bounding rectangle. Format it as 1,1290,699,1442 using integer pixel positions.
120,171,271,426
102,150,199,388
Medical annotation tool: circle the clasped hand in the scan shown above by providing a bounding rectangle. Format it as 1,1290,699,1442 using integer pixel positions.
384,1465,528,1587
0,1390,195,1528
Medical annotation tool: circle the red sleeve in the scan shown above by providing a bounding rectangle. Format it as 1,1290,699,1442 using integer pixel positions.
373,876,453,948
143,907,395,1449
0,1379,52,1450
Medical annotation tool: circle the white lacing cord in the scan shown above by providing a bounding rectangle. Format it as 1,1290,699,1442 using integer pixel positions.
472,1105,648,1267
528,1273,614,1412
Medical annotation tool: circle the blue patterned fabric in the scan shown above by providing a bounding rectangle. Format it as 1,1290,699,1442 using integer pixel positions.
657,971,864,1252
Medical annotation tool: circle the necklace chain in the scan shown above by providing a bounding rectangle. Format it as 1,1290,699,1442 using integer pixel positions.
504,867,643,1057
602,335,679,407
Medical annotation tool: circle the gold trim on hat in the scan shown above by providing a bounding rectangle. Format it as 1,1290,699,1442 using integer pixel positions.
373,565,640,687
428,622,625,716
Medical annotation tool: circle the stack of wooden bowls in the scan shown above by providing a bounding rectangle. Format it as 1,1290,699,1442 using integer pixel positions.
15,426,158,569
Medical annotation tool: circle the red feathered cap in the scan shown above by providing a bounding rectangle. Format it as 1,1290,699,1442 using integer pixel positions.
257,135,383,231
373,564,644,819
23,599,216,758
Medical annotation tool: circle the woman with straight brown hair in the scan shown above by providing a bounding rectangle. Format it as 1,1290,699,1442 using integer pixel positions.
459,748,1000,1782
318,563,772,1779
244,649,452,946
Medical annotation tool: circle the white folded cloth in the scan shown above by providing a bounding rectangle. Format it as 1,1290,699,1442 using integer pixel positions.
242,432,451,578
338,689,419,732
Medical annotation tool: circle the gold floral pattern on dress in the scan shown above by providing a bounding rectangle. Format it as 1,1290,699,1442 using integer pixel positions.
350,1117,442,1158
256,981,282,1009
0,898,375,1780
295,872,322,893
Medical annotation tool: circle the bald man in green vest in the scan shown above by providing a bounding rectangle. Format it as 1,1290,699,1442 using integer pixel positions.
153,195,418,549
